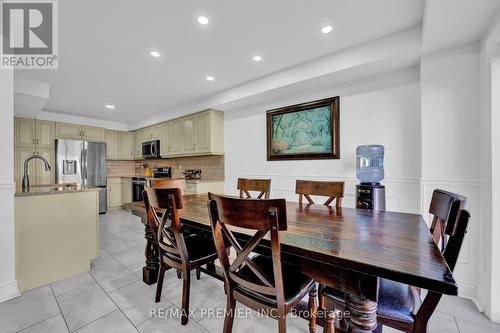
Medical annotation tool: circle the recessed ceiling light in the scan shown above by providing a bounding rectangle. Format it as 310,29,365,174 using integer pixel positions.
149,50,160,58
105,104,115,110
321,25,333,34
253,55,262,62
197,16,209,25
206,76,214,81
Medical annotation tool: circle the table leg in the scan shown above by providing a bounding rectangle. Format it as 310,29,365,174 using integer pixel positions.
345,294,377,332
142,218,159,285
342,272,378,333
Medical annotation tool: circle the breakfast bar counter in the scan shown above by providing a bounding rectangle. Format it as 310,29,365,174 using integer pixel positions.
15,185,100,291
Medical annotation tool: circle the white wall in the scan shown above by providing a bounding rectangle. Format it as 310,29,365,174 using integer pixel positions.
0,69,20,302
224,68,422,214
420,42,482,307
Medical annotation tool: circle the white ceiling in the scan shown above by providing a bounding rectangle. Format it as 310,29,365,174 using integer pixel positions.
17,0,424,126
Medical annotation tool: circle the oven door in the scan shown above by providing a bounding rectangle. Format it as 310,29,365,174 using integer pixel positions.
132,179,146,202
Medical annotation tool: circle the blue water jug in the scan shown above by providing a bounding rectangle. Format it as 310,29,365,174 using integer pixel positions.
356,145,384,184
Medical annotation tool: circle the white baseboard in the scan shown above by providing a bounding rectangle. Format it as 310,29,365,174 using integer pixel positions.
457,280,485,313
0,280,20,303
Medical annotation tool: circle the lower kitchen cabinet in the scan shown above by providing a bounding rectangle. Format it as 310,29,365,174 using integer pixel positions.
107,178,122,208
184,180,224,195
120,178,132,204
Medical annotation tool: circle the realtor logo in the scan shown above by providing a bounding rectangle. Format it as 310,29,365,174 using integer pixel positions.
1,0,58,69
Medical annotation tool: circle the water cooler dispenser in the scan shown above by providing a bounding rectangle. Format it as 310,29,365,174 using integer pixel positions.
356,145,386,211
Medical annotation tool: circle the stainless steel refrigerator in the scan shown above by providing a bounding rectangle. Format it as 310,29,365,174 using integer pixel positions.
56,139,107,213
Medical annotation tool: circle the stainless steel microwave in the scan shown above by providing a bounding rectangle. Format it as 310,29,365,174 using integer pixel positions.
142,140,160,159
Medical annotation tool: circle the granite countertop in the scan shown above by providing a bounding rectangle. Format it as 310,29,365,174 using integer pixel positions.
15,184,101,197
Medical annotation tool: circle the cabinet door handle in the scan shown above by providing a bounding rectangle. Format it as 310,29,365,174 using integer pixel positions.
33,138,35,144
37,139,39,144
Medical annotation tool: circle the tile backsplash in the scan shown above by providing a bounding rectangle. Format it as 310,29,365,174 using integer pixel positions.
107,155,224,180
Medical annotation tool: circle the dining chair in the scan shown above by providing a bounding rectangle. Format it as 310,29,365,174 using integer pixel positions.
237,178,271,199
295,180,344,207
208,193,317,333
143,187,221,325
295,179,344,324
321,189,468,333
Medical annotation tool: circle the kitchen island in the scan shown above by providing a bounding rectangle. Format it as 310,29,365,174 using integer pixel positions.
15,185,100,291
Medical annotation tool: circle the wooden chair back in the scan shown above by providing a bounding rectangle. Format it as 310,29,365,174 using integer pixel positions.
428,189,467,251
149,178,186,190
295,180,344,206
415,209,470,327
143,187,190,261
237,178,271,199
207,193,287,304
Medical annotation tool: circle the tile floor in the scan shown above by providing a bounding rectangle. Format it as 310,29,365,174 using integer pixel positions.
1,208,499,333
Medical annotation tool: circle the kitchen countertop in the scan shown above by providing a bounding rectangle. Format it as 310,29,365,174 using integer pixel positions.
15,184,101,197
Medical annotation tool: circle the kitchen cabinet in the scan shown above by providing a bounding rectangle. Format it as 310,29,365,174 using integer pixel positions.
194,112,211,154
107,178,122,208
15,117,55,149
133,130,143,159
105,130,119,159
182,116,196,154
82,125,106,141
163,110,223,157
169,119,184,155
142,125,160,141
14,147,55,186
36,120,56,148
120,178,132,204
118,132,134,160
160,122,170,156
184,180,224,195
55,122,82,140
55,122,105,141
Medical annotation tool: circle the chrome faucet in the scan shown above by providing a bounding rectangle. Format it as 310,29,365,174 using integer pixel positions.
22,155,51,191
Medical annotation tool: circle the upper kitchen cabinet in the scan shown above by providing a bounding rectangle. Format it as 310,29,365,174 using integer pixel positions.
55,122,82,139
118,132,134,160
182,116,196,154
105,130,119,159
168,119,184,155
142,125,160,141
106,130,133,160
36,120,56,148
160,122,170,156
55,122,105,141
14,147,55,186
82,125,106,141
133,130,143,159
161,110,223,158
15,117,55,149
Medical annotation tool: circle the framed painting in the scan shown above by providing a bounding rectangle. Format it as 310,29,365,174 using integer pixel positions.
266,96,340,160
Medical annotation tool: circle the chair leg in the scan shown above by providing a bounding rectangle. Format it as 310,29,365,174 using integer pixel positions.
278,317,287,333
373,323,383,333
155,264,166,303
177,269,182,279
318,284,325,310
196,267,201,280
308,286,318,333
324,310,335,333
223,295,236,333
181,270,191,325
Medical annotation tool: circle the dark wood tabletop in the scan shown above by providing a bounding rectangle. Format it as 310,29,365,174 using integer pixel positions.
125,194,457,295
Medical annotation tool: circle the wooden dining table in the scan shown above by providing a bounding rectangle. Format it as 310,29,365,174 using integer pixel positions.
124,194,457,333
